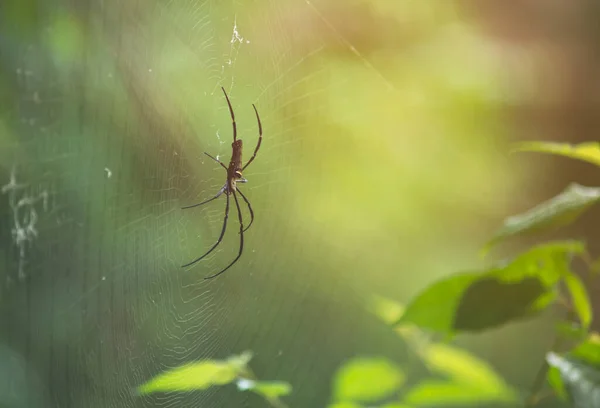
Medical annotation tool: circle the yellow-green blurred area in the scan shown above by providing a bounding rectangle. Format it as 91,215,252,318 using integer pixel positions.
1,0,598,407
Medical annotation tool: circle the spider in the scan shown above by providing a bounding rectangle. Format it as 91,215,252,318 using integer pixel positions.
182,87,262,280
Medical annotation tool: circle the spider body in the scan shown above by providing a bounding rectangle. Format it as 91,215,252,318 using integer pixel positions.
228,139,245,191
182,87,262,280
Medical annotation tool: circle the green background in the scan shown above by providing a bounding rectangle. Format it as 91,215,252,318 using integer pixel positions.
1,0,597,407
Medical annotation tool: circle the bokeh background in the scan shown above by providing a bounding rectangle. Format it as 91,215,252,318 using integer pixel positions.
1,0,599,407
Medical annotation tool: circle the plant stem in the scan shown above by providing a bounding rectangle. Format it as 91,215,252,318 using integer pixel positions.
524,357,551,407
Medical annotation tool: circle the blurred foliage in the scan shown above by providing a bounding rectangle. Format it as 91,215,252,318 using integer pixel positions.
546,335,600,408
138,294,518,408
239,380,292,399
393,140,600,407
397,241,583,334
513,142,600,168
3,0,600,407
485,184,600,251
135,141,600,407
137,351,292,406
563,272,593,330
137,351,254,394
331,358,405,404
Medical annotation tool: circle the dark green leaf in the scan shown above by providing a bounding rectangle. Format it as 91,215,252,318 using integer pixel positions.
396,273,549,333
546,351,600,407
397,242,580,334
513,141,600,167
563,272,593,329
453,276,546,331
394,272,479,332
485,184,600,250
333,358,405,403
137,351,252,395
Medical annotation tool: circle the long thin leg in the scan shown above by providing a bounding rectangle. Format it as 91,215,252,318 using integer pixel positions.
204,191,244,279
204,152,227,170
242,104,263,171
181,185,226,210
221,87,237,142
182,191,230,268
236,187,254,233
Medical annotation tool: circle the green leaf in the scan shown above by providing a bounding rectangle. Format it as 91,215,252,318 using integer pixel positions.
226,351,254,370
366,295,428,346
421,344,516,392
403,380,516,406
497,240,584,284
563,272,593,329
398,272,543,334
137,351,252,395
403,344,518,405
555,321,588,342
236,379,292,399
547,366,567,400
394,272,479,333
253,381,292,399
513,141,600,167
485,183,600,251
333,358,405,403
327,403,362,408
452,276,548,331
545,335,600,404
409,343,518,405
546,351,600,408
397,242,581,334
571,334,600,365
368,295,405,325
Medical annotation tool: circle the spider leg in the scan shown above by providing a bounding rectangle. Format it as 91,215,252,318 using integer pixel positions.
236,187,254,233
182,190,230,268
242,104,263,171
204,190,244,279
181,185,226,210
204,152,227,170
221,87,237,142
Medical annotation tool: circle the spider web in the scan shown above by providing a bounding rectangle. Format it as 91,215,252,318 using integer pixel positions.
0,1,345,407
0,1,521,407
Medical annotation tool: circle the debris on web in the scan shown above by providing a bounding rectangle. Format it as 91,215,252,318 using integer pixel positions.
2,166,48,281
